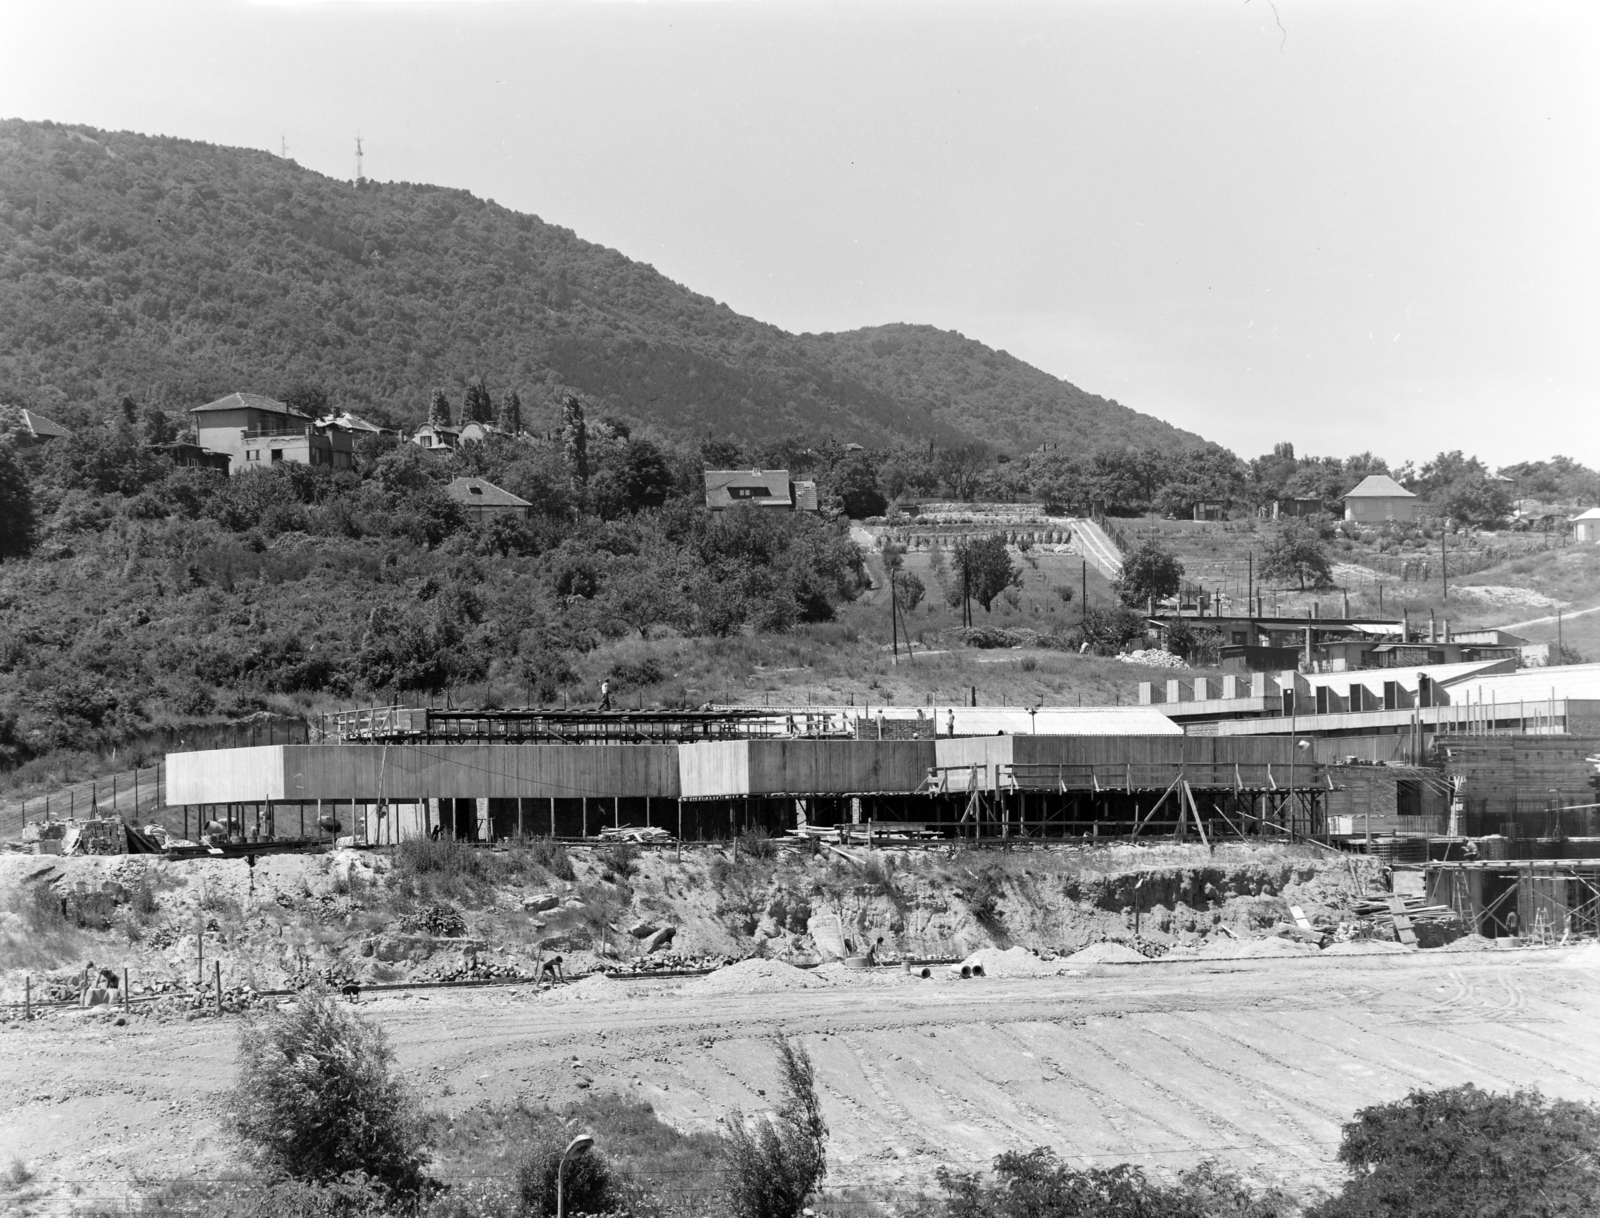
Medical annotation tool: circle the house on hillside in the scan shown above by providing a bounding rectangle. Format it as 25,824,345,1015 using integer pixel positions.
446,477,531,521
1572,508,1600,544
2,407,73,446
411,422,461,451
703,469,818,512
1342,474,1417,524
316,410,389,438
148,442,230,473
190,392,353,475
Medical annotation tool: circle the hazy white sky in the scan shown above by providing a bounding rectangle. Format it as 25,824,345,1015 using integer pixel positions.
1,0,1595,465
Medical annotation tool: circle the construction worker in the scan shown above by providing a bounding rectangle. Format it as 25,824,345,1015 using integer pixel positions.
599,678,612,711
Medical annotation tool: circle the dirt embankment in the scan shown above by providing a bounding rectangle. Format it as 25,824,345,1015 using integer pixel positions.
0,841,1378,1005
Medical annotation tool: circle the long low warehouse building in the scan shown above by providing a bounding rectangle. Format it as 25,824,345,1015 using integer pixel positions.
160,730,1334,845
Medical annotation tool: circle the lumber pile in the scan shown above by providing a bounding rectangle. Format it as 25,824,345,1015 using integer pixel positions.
597,825,675,844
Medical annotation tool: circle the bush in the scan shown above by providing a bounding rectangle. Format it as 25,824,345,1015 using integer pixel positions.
738,826,779,860
1308,1085,1600,1218
936,1148,1291,1218
603,842,640,882
722,1039,828,1218
226,985,424,1197
513,1132,622,1218
528,837,576,881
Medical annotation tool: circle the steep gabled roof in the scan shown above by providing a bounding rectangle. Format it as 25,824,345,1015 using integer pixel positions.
1571,507,1600,522
704,468,793,507
20,409,72,439
1343,474,1416,499
191,392,309,418
445,477,531,508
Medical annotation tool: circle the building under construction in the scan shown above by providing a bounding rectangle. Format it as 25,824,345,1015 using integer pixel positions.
160,705,1333,846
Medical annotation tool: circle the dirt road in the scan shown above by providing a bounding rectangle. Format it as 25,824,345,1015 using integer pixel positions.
8,946,1600,1208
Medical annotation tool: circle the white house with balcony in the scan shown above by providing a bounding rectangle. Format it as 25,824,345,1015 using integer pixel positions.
190,393,353,475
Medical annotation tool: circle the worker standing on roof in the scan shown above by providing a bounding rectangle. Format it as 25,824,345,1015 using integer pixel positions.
599,678,611,711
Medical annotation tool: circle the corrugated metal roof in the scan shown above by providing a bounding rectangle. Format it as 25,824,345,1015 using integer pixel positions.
1343,474,1416,499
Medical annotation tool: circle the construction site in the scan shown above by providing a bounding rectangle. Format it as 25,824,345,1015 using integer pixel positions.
4,667,1600,1211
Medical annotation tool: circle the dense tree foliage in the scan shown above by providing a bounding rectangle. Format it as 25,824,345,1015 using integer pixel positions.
0,440,35,562
1260,520,1333,591
0,410,868,767
0,119,1205,454
1114,539,1184,607
1308,1085,1600,1218
936,1147,1291,1218
948,535,1021,614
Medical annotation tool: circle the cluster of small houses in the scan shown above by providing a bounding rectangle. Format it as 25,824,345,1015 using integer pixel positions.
7,392,822,522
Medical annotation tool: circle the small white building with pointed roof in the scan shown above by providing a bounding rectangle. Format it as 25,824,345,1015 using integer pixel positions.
1342,473,1418,524
1572,506,1600,544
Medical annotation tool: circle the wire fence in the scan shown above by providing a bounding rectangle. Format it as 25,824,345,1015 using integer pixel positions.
0,762,166,841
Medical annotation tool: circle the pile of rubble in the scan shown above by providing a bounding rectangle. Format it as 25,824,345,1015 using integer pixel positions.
607,952,737,976
400,904,467,937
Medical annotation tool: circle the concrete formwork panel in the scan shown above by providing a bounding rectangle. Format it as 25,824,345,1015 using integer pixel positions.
933,734,1312,791
165,743,681,804
167,746,286,804
679,739,936,799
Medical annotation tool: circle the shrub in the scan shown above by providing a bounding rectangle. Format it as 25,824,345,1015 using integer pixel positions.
528,837,576,881
226,985,424,1196
603,842,640,882
738,826,779,860
722,1039,828,1218
936,1147,1291,1218
609,655,664,689
513,1129,622,1218
1308,1085,1600,1218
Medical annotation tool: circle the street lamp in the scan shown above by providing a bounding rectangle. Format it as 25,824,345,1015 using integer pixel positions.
556,1133,595,1218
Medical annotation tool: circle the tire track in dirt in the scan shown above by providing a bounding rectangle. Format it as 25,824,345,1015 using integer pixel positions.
1253,1006,1529,1095
988,1021,1191,1159
1066,1018,1280,1156
1128,1017,1329,1160
835,1032,942,1156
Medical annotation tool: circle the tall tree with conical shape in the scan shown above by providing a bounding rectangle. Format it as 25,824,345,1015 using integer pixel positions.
496,389,522,435
463,376,494,425
427,388,452,429
563,393,589,485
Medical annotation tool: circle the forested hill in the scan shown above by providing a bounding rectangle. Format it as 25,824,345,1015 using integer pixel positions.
0,118,1205,452
799,324,1186,454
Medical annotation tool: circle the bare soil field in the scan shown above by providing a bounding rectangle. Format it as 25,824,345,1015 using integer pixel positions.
7,946,1600,1212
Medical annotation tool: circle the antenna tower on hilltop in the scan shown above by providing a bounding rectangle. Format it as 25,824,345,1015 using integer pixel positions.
280,134,289,159
355,135,364,183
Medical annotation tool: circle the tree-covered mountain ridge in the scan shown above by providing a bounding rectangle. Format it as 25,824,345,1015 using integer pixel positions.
0,118,1206,453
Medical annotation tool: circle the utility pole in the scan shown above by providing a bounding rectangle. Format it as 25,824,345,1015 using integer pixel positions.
1440,529,1448,601
1081,560,1088,627
890,569,899,659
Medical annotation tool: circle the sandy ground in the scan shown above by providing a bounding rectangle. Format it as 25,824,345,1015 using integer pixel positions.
7,946,1600,1209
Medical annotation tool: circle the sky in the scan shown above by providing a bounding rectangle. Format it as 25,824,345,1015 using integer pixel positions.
1,0,1595,466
